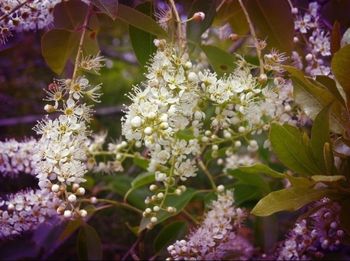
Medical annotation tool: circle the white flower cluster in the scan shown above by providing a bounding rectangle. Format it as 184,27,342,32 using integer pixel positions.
0,138,37,177
119,40,297,228
292,1,331,77
0,189,60,238
167,190,252,260
0,0,61,43
32,54,104,218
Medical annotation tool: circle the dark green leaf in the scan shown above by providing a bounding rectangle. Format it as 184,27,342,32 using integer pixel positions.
133,156,149,170
58,219,83,243
229,164,285,179
77,224,102,260
117,4,167,37
270,123,322,176
315,75,346,106
41,29,79,74
252,187,332,216
227,168,270,194
129,2,156,67
175,129,195,141
131,172,155,189
200,45,235,76
92,0,118,20
332,44,350,99
234,184,262,205
154,221,188,252
310,104,331,172
246,0,294,53
53,0,89,30
139,189,197,232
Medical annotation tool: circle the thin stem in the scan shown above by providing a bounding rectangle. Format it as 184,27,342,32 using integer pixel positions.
183,209,200,225
198,159,216,190
238,0,264,74
71,4,93,82
0,0,31,22
216,0,227,12
168,0,184,47
90,198,143,215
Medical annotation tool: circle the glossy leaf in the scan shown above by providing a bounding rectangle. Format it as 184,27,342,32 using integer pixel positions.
41,29,79,74
53,0,89,30
332,44,350,99
310,104,331,172
246,0,294,53
58,219,83,243
252,187,332,216
131,172,155,189
234,184,263,205
133,156,149,170
315,75,346,106
228,168,270,194
129,2,156,67
77,224,102,260
154,221,188,252
200,45,236,76
92,0,118,20
139,189,197,232
117,4,167,37
229,164,285,179
270,123,321,176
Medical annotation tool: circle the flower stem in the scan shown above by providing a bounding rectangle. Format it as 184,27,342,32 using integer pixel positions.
198,159,216,190
238,0,264,74
168,0,184,47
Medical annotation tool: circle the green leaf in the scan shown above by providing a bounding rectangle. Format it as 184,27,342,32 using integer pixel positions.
77,224,102,260
332,44,350,99
117,4,167,38
154,221,188,252
234,184,262,205
139,189,197,232
310,104,331,172
229,164,285,179
41,29,79,74
133,156,149,170
108,175,149,210
285,66,345,134
315,75,346,106
92,0,118,20
270,123,322,176
251,187,332,216
175,129,195,141
214,0,249,35
227,168,270,194
311,175,346,183
186,0,217,44
286,176,315,188
246,0,294,53
58,219,83,243
129,2,156,67
200,45,235,76
131,172,155,189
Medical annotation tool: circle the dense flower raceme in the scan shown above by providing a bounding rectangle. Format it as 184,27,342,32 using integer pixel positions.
115,40,300,227
275,199,344,260
167,190,253,260
0,189,61,238
0,138,38,177
291,1,332,77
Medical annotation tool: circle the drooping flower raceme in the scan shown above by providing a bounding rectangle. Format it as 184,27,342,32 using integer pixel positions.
167,190,253,260
0,189,61,238
275,199,344,260
0,138,37,177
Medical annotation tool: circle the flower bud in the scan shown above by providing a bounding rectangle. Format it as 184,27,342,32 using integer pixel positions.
192,12,205,22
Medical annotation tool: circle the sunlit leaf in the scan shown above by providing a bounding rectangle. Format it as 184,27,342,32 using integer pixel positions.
228,164,285,179
252,187,333,216
311,175,346,182
332,44,350,100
